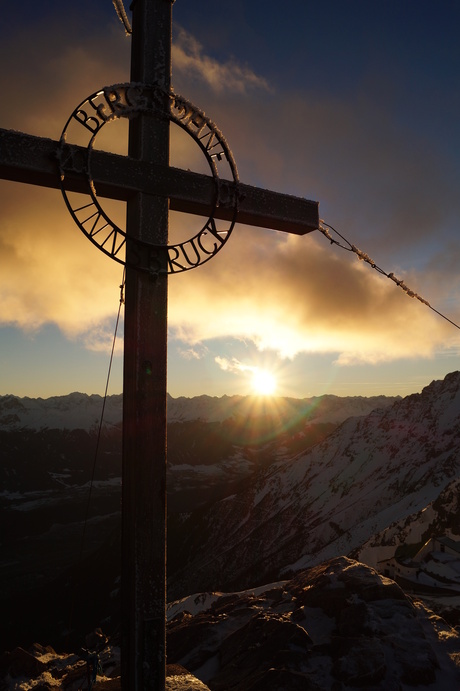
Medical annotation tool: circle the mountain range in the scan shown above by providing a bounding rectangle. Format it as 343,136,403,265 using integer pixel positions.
2,374,460,688
0,389,397,431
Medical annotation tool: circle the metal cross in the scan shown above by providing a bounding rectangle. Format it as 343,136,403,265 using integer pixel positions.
0,1,318,689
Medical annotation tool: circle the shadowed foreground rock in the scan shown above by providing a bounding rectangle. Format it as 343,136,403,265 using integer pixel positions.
2,558,460,689
0,649,211,690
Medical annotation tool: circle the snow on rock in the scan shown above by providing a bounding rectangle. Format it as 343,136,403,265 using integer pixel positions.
165,668,212,690
166,557,460,690
358,475,460,571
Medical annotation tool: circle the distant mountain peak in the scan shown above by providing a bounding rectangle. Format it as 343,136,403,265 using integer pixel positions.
0,388,401,431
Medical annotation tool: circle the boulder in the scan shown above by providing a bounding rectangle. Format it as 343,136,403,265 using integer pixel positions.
0,646,47,678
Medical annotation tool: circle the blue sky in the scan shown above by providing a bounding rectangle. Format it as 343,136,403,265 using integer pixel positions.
1,1,460,399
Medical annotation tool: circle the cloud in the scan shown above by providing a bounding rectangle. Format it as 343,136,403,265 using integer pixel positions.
1,12,459,371
193,87,460,273
79,318,124,356
178,345,209,360
169,226,457,364
215,356,254,374
0,16,129,349
0,182,123,341
0,17,129,137
172,27,271,94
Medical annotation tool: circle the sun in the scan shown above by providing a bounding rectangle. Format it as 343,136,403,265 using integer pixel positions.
251,368,277,396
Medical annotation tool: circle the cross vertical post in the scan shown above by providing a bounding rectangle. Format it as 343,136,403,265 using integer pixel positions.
121,1,172,689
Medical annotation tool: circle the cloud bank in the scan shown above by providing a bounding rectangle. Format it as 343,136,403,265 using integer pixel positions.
0,11,458,368
168,227,453,364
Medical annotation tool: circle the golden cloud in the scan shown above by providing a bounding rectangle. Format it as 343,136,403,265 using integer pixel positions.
0,13,458,367
169,227,454,363
0,183,121,341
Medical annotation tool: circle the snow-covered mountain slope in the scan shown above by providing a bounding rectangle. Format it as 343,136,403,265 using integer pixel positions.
169,371,460,598
357,475,460,568
0,390,398,431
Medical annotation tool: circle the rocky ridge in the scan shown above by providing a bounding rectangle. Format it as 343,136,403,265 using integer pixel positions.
2,558,459,689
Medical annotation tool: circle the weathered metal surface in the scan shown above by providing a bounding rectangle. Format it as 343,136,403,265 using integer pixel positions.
56,84,240,273
0,128,319,235
121,1,171,689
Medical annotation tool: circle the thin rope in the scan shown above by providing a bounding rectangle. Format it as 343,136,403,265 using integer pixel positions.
67,270,125,643
79,271,125,549
318,220,460,331
112,0,132,35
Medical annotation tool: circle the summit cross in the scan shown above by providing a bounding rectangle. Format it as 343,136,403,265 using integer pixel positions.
0,1,319,689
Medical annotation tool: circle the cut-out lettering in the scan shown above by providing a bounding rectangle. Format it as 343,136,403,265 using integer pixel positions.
59,84,238,273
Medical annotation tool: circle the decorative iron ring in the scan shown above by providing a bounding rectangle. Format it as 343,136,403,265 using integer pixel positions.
58,83,239,273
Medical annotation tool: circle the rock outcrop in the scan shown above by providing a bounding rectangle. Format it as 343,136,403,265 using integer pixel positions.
168,557,460,689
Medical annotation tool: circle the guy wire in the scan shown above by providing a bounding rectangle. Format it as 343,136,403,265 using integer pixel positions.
318,220,460,331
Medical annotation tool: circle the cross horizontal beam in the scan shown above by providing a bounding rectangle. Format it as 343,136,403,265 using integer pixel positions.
0,128,319,235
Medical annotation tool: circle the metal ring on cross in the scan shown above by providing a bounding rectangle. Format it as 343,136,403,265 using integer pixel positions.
57,83,239,273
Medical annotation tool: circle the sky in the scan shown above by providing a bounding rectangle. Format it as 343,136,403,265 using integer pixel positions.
1,0,460,400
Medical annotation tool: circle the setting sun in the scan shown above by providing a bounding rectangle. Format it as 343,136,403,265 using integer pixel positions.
251,368,277,396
